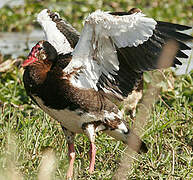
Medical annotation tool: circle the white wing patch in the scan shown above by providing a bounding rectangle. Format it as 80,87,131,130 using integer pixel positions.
63,10,157,91
103,110,123,120
37,9,73,54
86,10,157,47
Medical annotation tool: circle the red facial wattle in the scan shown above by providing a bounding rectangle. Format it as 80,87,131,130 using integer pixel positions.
22,55,38,67
22,43,41,67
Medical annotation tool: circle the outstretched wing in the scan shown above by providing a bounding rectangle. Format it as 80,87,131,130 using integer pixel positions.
37,9,80,54
63,10,192,99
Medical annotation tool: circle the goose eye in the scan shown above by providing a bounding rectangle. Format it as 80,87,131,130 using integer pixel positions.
40,53,47,60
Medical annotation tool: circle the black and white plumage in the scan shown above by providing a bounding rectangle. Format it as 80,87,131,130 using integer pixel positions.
64,9,192,100
37,9,80,54
23,8,192,179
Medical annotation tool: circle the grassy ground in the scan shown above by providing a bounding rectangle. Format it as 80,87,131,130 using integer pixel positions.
0,0,193,179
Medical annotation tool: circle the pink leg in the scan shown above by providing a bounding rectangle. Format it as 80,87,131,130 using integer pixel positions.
67,143,75,180
89,142,96,173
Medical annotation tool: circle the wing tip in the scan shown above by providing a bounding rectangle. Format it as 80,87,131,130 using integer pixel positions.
37,9,50,23
157,21,193,31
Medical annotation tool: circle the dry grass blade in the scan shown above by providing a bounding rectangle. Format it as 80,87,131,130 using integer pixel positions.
0,135,23,180
0,58,23,72
38,149,56,180
113,40,179,180
157,40,179,69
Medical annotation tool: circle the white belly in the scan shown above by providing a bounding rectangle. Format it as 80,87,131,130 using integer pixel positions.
32,95,96,134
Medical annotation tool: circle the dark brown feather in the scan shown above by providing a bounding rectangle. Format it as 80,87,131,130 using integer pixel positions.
23,54,118,114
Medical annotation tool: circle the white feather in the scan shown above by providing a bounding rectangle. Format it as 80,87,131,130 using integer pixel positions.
103,110,123,120
63,10,157,91
37,9,73,54
86,10,156,48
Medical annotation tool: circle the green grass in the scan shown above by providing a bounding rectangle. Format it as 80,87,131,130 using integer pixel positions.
0,0,193,179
